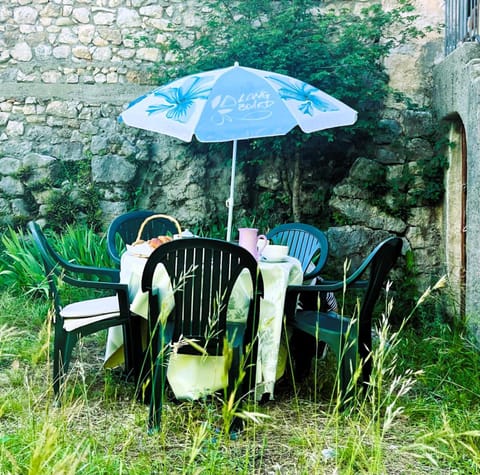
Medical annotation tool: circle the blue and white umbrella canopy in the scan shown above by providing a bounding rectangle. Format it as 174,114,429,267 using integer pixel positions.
119,63,357,240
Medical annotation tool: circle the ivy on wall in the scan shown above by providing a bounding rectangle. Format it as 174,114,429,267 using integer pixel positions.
413,135,451,206
27,159,103,232
355,126,451,222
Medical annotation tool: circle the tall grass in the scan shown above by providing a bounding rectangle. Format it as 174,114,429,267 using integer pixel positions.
0,227,47,297
1,225,480,473
2,292,479,473
55,224,113,269
0,224,112,296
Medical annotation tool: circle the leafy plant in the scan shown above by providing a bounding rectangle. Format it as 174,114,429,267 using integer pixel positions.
357,164,389,196
13,165,34,182
0,227,47,297
146,0,423,224
44,185,103,233
332,211,352,226
191,221,227,239
413,134,452,205
355,160,415,221
0,224,111,297
55,224,112,269
43,158,103,232
43,186,82,232
78,184,103,232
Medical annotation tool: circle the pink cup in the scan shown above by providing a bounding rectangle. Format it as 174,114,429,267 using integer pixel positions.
238,227,268,260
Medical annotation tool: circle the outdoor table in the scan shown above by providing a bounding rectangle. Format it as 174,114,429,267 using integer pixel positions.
104,247,303,400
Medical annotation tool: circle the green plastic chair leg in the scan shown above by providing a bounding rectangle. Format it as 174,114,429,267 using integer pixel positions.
295,318,358,407
53,331,77,397
148,350,169,433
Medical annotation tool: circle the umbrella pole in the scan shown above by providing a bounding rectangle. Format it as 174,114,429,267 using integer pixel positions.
226,139,237,241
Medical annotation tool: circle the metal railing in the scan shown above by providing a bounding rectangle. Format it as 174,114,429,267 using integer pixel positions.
445,0,479,54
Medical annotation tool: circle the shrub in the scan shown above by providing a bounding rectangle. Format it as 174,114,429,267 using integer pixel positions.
0,224,111,296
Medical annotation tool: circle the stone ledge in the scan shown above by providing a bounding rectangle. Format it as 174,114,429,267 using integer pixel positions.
0,82,153,105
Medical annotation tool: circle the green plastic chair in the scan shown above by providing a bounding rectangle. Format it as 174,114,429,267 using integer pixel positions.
107,210,181,266
28,221,139,396
285,236,403,403
267,223,329,281
140,237,264,433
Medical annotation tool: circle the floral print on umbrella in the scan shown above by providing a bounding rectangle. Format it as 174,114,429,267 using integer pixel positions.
267,75,340,115
147,75,214,123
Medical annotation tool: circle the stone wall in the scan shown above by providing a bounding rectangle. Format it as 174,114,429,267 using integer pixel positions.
0,0,448,298
0,0,214,226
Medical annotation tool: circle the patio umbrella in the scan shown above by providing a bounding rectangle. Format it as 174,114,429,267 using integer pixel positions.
119,62,357,241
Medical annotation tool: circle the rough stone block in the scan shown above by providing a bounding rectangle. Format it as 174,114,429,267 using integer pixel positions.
403,110,434,138
0,157,22,175
10,42,33,61
0,176,24,196
6,121,25,136
91,154,136,183
13,6,38,25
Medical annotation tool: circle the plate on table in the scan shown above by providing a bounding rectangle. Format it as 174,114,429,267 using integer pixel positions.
260,255,288,263
126,243,153,258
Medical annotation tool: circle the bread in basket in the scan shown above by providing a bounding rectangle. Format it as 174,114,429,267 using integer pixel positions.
131,214,182,250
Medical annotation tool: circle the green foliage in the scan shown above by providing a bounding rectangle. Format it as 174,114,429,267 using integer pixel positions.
55,224,112,269
398,324,480,412
0,291,50,371
360,123,450,212
352,122,449,220
44,186,82,232
51,161,82,187
0,227,47,298
0,224,110,296
357,163,389,195
357,161,414,221
237,191,288,232
192,213,271,240
149,0,422,203
413,134,451,206
79,183,103,231
386,165,416,220
190,221,227,239
44,159,102,232
161,0,416,135
13,165,34,183
390,248,420,324
332,211,352,226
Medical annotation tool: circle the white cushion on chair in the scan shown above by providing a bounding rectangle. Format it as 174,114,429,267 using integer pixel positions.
60,295,120,318
63,312,120,332
60,296,121,332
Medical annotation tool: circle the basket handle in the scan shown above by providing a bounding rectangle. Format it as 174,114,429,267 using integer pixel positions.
134,214,182,244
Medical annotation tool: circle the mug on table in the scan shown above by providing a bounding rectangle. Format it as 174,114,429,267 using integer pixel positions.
261,244,289,261
238,227,268,260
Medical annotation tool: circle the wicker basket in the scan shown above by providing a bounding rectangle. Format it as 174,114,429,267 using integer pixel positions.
132,214,182,246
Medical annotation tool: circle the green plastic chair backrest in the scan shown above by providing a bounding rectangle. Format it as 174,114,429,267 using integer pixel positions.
141,237,264,355
107,210,180,265
267,223,328,280
28,220,121,313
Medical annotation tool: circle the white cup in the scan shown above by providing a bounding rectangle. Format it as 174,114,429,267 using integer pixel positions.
262,244,289,261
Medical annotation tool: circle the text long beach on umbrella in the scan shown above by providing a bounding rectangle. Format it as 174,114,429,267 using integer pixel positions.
119,62,358,241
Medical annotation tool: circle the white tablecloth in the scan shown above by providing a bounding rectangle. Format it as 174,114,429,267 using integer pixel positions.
105,250,303,400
